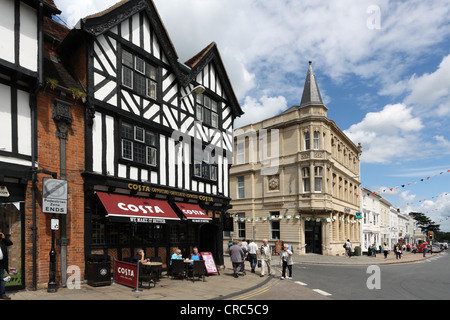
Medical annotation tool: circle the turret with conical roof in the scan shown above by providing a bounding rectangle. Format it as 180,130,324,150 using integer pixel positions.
282,61,328,116
300,61,325,107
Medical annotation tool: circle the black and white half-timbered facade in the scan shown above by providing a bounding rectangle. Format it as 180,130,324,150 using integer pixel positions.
0,0,59,290
61,0,243,266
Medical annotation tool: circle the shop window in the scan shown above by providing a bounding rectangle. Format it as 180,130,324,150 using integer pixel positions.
0,202,23,288
92,220,105,245
122,49,158,100
196,94,219,128
120,122,157,167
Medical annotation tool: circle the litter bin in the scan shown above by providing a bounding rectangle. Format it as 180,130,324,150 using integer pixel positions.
354,246,361,256
87,255,111,287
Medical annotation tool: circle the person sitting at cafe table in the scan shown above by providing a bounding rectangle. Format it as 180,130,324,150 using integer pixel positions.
189,247,203,265
131,248,146,264
170,248,183,265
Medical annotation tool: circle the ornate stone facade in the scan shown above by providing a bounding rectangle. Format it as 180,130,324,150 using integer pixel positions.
228,62,362,256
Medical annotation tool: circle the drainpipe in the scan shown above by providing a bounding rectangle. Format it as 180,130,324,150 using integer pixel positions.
30,0,45,291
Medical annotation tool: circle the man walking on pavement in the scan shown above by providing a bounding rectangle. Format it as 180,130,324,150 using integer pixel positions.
260,239,273,277
229,240,244,278
247,239,258,273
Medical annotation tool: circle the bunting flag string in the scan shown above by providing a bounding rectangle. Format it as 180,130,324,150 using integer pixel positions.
355,169,450,199
234,215,360,224
381,169,450,193
404,192,450,206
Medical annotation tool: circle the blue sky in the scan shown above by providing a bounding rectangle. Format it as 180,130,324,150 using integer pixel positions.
54,0,450,231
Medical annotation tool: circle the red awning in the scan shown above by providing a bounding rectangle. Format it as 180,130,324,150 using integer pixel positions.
175,202,211,222
97,192,180,223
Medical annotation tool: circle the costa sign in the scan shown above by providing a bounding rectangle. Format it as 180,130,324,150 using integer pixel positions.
114,260,137,288
96,192,180,222
181,209,205,216
117,202,165,215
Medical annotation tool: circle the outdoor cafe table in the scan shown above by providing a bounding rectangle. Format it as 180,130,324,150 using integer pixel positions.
141,261,163,280
183,260,193,277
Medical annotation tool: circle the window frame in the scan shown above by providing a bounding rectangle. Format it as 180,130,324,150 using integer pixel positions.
195,93,220,128
237,176,245,199
305,132,310,150
270,212,281,240
121,49,159,101
120,121,158,168
192,145,218,182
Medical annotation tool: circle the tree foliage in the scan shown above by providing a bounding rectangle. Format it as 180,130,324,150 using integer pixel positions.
409,212,440,233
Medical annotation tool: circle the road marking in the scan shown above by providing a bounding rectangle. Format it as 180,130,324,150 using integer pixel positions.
295,281,308,286
313,289,332,296
233,279,281,300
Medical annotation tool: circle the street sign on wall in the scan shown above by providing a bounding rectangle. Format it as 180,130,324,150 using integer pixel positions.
42,179,68,214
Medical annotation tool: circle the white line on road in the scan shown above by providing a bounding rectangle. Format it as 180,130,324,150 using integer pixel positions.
295,281,308,286
313,289,332,296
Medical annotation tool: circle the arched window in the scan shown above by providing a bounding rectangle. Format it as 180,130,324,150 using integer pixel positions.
302,167,310,192
313,131,320,150
314,166,323,192
305,132,310,150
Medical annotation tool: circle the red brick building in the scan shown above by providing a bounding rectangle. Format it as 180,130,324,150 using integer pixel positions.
0,0,86,291
24,13,86,290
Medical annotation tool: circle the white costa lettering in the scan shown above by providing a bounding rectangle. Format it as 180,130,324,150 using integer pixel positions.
182,209,204,216
117,202,165,215
117,267,134,277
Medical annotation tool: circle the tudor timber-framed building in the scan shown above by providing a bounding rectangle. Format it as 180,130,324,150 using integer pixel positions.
229,62,362,256
58,0,243,269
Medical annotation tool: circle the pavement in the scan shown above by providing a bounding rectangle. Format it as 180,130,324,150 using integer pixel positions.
8,250,437,301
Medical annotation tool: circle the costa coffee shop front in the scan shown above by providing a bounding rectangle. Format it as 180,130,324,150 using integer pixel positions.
84,176,230,270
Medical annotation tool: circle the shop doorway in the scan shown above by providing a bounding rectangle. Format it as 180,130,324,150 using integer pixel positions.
0,202,24,290
305,220,322,254
199,223,220,264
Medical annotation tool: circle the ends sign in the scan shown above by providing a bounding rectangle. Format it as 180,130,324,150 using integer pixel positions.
42,179,68,215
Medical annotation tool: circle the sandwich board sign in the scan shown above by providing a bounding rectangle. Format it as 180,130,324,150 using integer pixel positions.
43,179,68,215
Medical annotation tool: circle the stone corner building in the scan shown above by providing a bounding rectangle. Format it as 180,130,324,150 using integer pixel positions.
229,62,362,256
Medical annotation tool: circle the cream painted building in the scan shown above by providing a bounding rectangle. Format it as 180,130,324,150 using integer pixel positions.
228,62,362,256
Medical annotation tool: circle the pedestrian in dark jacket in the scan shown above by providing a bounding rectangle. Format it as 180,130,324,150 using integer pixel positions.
0,229,13,300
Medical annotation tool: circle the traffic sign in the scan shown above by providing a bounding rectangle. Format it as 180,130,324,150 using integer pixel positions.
42,179,68,214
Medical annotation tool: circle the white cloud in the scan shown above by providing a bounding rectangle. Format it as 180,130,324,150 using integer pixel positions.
344,103,424,163
402,192,450,230
234,95,287,128
55,0,450,106
402,54,450,117
433,136,450,155
54,0,117,27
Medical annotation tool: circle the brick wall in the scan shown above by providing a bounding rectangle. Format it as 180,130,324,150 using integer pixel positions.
23,87,85,290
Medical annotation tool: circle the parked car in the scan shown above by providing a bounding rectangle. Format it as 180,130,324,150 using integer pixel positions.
431,244,441,253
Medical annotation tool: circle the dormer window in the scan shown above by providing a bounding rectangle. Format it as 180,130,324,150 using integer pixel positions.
121,49,158,100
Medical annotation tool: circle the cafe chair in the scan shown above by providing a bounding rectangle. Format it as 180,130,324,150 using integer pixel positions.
138,263,157,288
171,259,185,280
190,260,206,282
